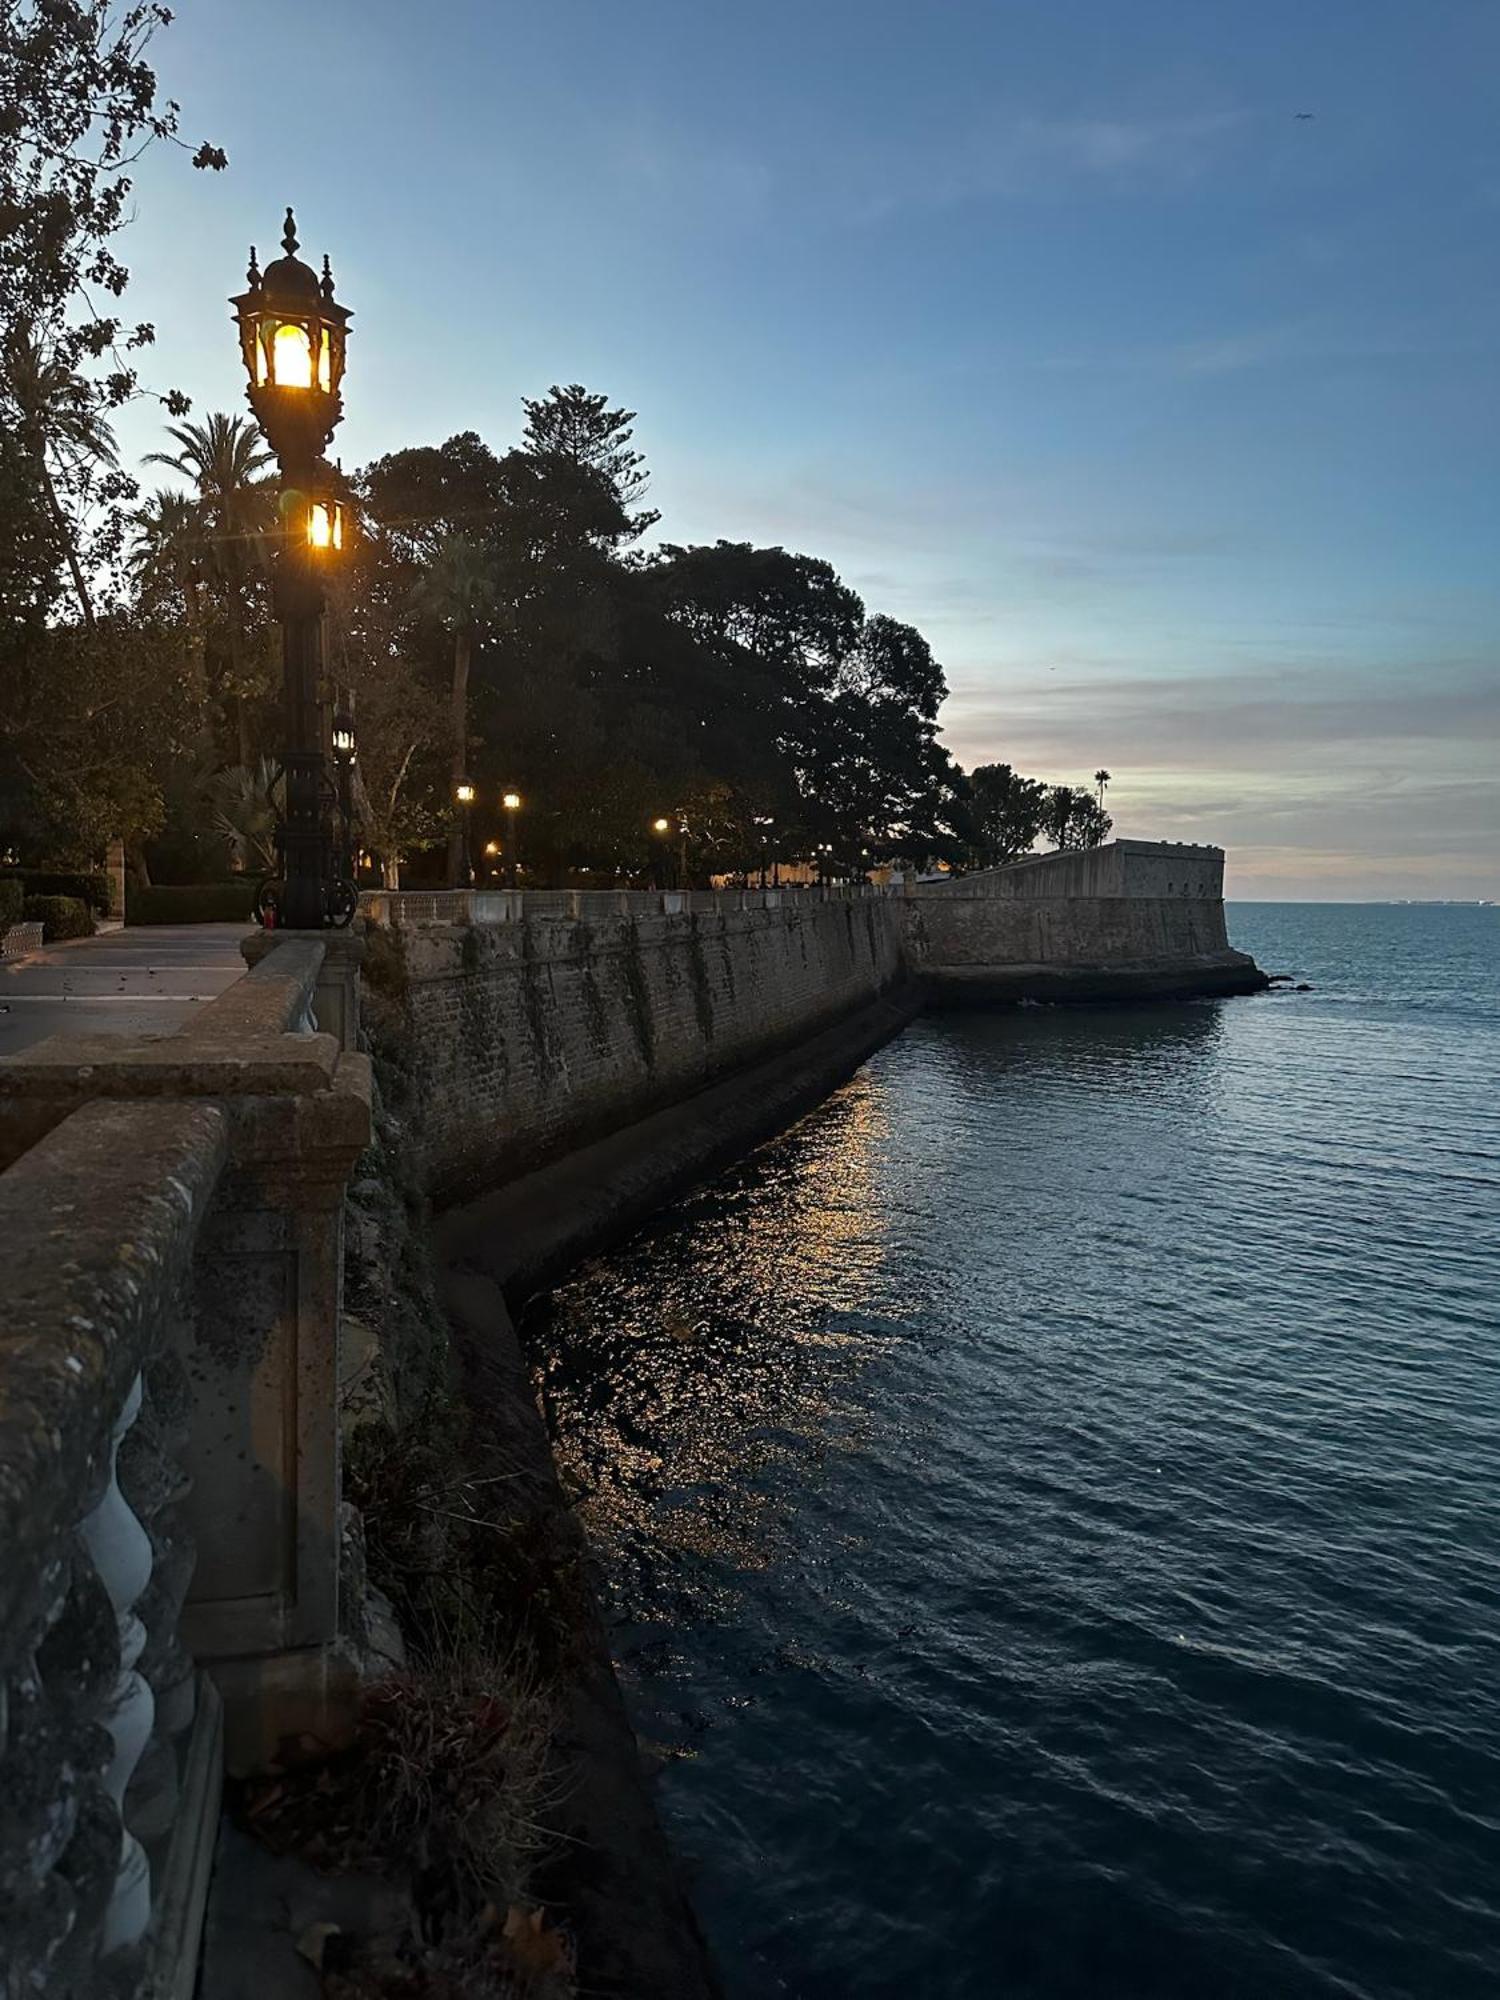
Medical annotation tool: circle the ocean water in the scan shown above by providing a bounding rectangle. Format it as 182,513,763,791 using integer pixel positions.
528,905,1500,1999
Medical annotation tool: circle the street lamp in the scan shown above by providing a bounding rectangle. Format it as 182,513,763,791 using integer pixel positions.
233,208,353,929
752,813,776,889
502,791,521,890
650,815,671,890
483,838,501,880
331,699,356,889
455,782,476,887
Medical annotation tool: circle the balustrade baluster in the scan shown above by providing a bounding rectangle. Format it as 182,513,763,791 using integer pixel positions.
78,1373,155,1958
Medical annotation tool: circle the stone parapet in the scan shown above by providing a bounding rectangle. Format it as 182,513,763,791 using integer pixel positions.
240,927,365,1053
0,1099,228,1997
0,929,372,2000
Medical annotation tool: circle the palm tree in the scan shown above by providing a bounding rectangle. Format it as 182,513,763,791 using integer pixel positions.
1094,767,1112,810
6,330,121,630
132,487,207,625
411,535,499,886
145,414,275,763
204,757,284,876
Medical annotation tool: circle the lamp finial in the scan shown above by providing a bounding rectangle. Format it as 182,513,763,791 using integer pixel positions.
321,253,335,301
247,245,261,287
282,207,299,257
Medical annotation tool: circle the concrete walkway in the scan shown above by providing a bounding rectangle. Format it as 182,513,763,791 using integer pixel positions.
0,923,251,1058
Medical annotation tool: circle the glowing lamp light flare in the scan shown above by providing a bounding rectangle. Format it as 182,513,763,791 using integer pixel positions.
503,792,521,811
273,321,313,386
307,501,343,551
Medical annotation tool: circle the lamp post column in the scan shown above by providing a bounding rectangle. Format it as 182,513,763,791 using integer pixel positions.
502,793,521,891
456,784,475,888
276,519,331,929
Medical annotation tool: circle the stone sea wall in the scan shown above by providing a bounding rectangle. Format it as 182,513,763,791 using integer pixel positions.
388,898,909,1205
909,892,1232,965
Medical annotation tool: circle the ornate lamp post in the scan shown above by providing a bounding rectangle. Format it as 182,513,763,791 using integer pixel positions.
232,208,353,929
455,782,476,887
502,791,521,890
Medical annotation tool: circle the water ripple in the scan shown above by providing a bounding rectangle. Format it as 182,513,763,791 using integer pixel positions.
531,905,1500,1998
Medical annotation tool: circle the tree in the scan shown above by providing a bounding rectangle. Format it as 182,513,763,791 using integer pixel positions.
1094,767,1111,808
1042,784,1112,851
520,384,659,543
967,764,1048,865
143,413,276,763
411,535,499,885
5,330,121,627
0,0,226,629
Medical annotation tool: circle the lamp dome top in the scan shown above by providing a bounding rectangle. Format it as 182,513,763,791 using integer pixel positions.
258,207,321,301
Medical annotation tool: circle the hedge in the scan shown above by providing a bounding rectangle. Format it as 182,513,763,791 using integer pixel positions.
1,870,111,914
0,879,22,932
23,895,96,941
125,881,258,925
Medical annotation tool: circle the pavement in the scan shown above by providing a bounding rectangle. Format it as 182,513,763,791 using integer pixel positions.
0,923,251,1058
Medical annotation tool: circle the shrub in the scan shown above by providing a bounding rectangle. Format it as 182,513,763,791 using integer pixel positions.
125,881,258,925
23,895,95,941
0,879,22,932
1,870,112,914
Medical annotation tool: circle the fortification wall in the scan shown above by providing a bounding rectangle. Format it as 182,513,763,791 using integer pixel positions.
387,898,909,1205
944,840,1224,901
908,893,1231,965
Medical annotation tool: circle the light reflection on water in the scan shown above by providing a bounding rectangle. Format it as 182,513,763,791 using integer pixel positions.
525,906,1500,2000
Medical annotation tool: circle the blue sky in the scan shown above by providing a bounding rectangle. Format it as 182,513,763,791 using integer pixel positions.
120,0,1499,897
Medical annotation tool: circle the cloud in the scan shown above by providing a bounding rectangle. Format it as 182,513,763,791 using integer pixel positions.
944,659,1499,767
820,106,1249,224
942,659,1499,896
1041,318,1493,378
602,103,1249,233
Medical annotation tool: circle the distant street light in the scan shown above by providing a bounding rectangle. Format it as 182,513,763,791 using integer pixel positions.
233,207,353,929
455,781,475,886
502,791,522,890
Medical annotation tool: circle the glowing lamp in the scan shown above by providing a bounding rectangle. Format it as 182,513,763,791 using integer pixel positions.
502,791,522,812
652,817,670,833
484,840,500,857
307,498,344,552
456,782,476,805
332,706,356,764
231,208,352,463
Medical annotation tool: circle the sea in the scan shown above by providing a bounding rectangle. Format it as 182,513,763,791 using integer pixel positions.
525,904,1500,1999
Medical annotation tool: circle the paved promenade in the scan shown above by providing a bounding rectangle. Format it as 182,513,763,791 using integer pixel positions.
0,923,250,1057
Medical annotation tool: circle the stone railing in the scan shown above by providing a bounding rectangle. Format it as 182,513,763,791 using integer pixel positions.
359,881,893,927
0,936,370,1998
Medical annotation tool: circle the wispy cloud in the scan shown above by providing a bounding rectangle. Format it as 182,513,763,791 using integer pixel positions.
821,106,1249,223
602,103,1250,230
1041,318,1494,378
942,659,1500,895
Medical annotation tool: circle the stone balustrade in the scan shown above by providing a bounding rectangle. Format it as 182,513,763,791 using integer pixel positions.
0,935,370,1997
359,881,893,928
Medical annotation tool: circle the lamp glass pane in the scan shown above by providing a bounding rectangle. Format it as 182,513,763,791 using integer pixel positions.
273,322,313,387
308,501,335,550
318,328,332,393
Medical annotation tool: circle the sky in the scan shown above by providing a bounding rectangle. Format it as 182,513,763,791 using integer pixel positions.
117,0,1499,898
